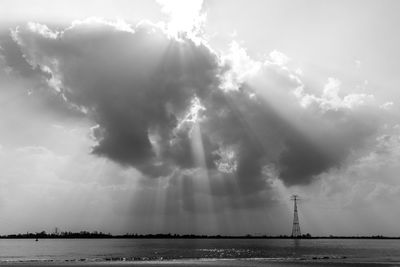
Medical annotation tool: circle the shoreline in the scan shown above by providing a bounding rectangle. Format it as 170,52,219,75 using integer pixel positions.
1,236,399,240
0,258,399,267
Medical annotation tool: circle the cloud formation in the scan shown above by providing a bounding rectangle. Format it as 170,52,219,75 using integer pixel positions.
12,20,222,177
9,19,386,197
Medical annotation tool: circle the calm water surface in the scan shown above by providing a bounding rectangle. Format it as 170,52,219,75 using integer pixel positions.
0,239,399,263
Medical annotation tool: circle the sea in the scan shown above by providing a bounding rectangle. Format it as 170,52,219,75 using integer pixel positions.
0,238,399,265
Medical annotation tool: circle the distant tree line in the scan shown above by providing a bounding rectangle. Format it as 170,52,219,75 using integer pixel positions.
0,231,398,239
0,230,112,239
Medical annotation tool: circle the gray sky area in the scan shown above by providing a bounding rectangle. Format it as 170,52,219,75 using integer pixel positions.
0,0,400,236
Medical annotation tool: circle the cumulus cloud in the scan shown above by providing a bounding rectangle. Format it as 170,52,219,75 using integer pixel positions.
297,77,375,111
9,19,389,201
269,50,291,66
380,101,394,110
0,28,84,118
12,19,222,177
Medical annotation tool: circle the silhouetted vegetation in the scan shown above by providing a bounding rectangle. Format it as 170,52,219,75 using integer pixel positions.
0,230,112,239
0,231,399,239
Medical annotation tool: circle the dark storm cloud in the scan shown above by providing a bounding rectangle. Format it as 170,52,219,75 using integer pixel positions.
278,104,378,186
0,29,83,118
11,19,382,195
199,87,281,193
0,32,44,78
12,20,221,177
202,83,378,187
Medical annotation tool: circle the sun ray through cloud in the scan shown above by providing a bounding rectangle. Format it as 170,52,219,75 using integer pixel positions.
2,0,400,250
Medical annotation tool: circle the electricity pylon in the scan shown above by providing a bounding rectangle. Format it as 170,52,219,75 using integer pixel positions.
291,195,301,238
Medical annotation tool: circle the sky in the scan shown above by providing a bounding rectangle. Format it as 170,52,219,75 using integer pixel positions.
0,0,400,236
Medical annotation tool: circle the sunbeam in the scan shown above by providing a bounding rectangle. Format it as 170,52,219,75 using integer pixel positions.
2,0,400,250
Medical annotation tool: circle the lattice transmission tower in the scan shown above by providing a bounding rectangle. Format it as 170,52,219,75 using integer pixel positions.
291,195,301,238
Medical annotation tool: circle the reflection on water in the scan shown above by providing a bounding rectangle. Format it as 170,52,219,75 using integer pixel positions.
292,238,300,248
0,238,399,263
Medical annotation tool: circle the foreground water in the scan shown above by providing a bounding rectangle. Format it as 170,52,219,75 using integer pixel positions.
0,238,399,264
